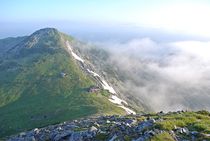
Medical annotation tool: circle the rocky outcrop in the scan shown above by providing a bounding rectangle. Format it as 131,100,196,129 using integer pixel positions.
7,111,210,141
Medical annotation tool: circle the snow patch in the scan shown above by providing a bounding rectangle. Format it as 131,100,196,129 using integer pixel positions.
118,105,136,115
108,95,128,105
109,95,136,115
101,80,116,94
87,69,100,77
86,69,116,94
66,41,84,63
71,52,84,63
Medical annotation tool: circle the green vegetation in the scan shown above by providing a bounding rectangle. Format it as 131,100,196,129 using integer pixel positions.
0,28,124,138
95,133,109,140
154,111,210,134
150,132,175,141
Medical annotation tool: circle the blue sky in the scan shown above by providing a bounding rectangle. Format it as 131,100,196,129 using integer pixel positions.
1,0,166,22
1,0,210,38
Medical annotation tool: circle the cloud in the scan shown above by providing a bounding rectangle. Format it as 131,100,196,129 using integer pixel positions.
170,41,210,61
99,38,210,112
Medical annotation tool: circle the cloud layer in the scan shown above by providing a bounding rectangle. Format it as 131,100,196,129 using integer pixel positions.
99,38,210,112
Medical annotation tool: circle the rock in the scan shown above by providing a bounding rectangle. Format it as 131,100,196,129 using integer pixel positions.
9,136,36,141
25,136,36,141
125,119,137,125
136,120,154,132
8,137,24,141
33,128,39,134
49,131,57,140
131,120,137,125
134,136,145,141
73,120,78,123
126,123,131,127
169,130,175,135
106,120,111,124
66,124,79,129
110,115,118,121
94,122,100,127
176,127,183,134
57,127,62,131
19,132,26,138
182,127,189,135
69,132,83,141
191,131,199,135
89,126,98,132
6,112,207,141
38,133,51,141
148,119,156,123
154,129,162,134
53,130,72,141
176,127,189,135
115,122,121,126
148,130,156,136
202,133,210,137
109,134,117,141
60,72,67,77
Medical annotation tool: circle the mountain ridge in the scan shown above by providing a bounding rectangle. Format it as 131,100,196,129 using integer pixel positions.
0,28,129,138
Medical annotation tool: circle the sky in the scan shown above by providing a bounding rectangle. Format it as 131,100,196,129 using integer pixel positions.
1,0,210,38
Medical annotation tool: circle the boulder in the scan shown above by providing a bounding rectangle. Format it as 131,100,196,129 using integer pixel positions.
69,132,83,141
53,130,72,141
176,127,189,135
89,126,98,132
136,120,154,132
106,120,111,124
19,132,26,138
182,127,189,135
109,134,117,141
33,128,39,134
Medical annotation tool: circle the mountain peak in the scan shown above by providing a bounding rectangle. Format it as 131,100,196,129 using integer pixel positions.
21,27,62,49
30,27,60,38
6,28,63,55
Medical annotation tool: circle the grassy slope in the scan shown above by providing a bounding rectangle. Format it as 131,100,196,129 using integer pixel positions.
0,30,124,137
0,36,26,55
150,132,175,141
125,111,210,141
154,111,210,134
149,111,210,141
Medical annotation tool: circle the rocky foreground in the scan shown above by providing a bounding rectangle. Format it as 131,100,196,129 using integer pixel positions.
7,111,210,141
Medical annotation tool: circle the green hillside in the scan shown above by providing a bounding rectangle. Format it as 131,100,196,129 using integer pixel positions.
0,28,124,137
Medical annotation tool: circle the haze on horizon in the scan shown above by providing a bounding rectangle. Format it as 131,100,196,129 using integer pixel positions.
1,0,210,40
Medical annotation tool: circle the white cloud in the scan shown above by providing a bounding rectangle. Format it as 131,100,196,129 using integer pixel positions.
100,38,210,112
136,2,210,37
170,41,210,61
